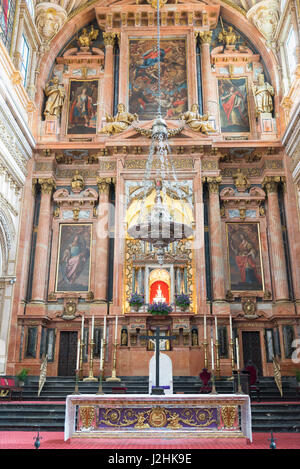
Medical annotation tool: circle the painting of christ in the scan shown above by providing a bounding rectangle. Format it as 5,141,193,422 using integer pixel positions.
129,38,188,120
67,80,98,134
55,224,92,292
218,78,250,133
226,223,264,292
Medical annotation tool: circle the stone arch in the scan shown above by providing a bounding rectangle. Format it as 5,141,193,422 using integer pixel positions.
33,0,280,121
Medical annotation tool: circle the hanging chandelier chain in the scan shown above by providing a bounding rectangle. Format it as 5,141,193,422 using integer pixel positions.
157,0,162,117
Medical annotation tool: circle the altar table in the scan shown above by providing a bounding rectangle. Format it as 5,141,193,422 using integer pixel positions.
64,393,252,441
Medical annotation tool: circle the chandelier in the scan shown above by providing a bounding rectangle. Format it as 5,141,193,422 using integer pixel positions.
128,0,193,265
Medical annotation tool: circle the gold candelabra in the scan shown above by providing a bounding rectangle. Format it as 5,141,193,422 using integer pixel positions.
203,340,208,369
72,369,81,394
215,340,221,379
106,341,121,382
83,339,98,382
236,369,244,394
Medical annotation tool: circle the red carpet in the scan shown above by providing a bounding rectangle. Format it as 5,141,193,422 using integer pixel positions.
0,432,299,449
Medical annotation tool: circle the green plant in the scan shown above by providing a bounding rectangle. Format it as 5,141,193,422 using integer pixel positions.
175,293,191,309
16,368,29,383
295,370,300,383
129,292,144,309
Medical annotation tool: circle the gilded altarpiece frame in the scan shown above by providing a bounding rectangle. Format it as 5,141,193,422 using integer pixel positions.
226,222,264,293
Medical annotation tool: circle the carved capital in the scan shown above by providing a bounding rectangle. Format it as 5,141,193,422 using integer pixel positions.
262,176,281,194
97,177,112,195
205,176,222,194
198,30,212,45
103,32,117,47
38,178,56,194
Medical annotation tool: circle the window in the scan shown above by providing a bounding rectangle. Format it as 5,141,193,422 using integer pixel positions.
282,325,295,359
0,0,17,52
25,0,34,17
20,35,30,86
286,29,297,77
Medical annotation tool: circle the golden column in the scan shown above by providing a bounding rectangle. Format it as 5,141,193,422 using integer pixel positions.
31,178,56,301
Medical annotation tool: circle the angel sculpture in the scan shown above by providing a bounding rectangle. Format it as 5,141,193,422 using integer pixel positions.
179,104,216,135
77,25,99,48
99,103,138,135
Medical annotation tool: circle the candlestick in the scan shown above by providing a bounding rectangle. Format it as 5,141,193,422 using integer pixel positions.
81,315,84,341
97,339,106,395
236,337,240,370
72,369,81,395
76,339,80,371
91,316,94,341
103,316,106,341
215,316,218,340
106,340,121,382
229,315,233,340
114,316,118,342
211,338,214,370
204,315,207,340
83,337,98,382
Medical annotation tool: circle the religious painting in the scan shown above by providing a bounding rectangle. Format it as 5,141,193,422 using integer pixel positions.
218,78,250,133
129,37,188,120
0,0,16,51
55,224,92,292
67,80,98,134
226,223,264,292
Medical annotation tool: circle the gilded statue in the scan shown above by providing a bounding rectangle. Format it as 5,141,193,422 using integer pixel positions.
218,22,239,47
71,170,85,193
252,73,274,116
233,169,250,192
77,25,99,48
100,103,138,135
180,104,216,135
44,76,65,119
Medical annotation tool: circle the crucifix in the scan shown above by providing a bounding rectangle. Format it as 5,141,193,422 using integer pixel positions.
140,326,176,395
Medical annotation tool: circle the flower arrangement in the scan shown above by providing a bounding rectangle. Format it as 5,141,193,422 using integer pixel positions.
148,302,173,315
175,293,191,311
129,291,144,310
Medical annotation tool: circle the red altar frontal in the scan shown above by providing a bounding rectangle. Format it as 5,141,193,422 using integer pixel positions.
64,394,252,441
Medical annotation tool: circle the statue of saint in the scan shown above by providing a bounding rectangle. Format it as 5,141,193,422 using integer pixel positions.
44,76,65,119
153,284,166,303
252,73,274,116
180,104,215,135
233,169,250,192
192,329,198,346
121,329,128,346
71,170,85,193
100,103,138,135
77,25,99,48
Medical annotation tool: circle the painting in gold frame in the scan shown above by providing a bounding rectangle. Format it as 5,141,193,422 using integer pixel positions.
218,78,250,133
226,222,264,292
55,224,92,293
128,37,188,120
67,80,98,134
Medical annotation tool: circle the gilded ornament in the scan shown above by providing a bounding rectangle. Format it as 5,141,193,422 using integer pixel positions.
233,169,250,192
78,26,99,48
38,178,56,194
198,31,212,45
218,21,239,47
79,406,95,429
149,408,167,428
221,406,237,428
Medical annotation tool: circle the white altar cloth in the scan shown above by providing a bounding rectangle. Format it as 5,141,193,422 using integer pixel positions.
64,393,252,442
